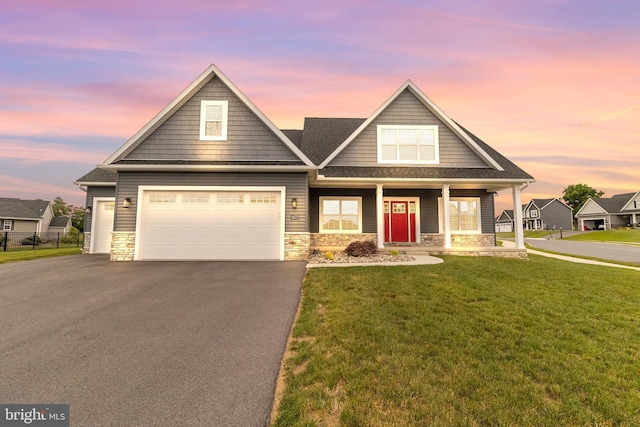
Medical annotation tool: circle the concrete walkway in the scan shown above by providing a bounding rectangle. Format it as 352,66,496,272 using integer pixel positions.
501,240,640,272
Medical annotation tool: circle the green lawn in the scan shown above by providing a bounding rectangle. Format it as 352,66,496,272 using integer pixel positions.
0,247,81,264
564,229,640,243
274,256,640,426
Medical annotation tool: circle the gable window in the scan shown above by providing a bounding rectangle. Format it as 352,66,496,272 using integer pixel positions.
439,198,481,233
200,100,228,141
320,197,362,233
3,220,12,231
377,125,439,164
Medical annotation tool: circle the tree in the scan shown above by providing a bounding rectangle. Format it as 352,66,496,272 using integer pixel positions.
562,183,605,215
51,197,86,232
52,196,72,217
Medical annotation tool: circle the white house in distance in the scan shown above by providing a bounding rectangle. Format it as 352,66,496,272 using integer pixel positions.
575,191,640,230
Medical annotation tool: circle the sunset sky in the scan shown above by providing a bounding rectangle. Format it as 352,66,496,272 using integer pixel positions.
1,0,638,214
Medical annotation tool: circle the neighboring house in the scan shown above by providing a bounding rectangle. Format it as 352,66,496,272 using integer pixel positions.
75,64,534,261
575,191,640,230
523,198,573,231
495,209,515,233
0,198,54,233
49,216,72,234
496,198,573,232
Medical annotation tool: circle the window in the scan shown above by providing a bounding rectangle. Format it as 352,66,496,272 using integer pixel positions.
183,194,209,204
200,100,228,140
439,198,481,233
320,197,362,233
149,194,176,204
3,220,12,231
377,125,439,164
531,210,538,218
250,194,277,204
217,193,243,204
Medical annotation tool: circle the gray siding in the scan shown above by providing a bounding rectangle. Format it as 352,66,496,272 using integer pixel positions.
451,189,495,234
114,172,308,233
310,188,377,233
541,200,573,230
85,186,116,232
309,188,494,235
125,77,300,162
330,89,488,168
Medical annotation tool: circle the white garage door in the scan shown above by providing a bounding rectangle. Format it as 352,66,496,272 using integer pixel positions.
138,190,282,260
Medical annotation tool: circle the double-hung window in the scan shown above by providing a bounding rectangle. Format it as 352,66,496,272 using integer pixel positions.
377,125,439,164
439,198,481,233
200,100,228,140
320,197,362,233
3,220,12,231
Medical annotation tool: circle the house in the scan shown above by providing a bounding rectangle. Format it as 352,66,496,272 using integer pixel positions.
74,64,534,261
49,216,72,234
575,192,640,230
523,198,573,231
495,209,515,233
0,198,54,233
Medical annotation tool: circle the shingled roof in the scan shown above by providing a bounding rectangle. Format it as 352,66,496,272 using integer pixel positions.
0,198,50,219
296,118,366,165
592,193,635,213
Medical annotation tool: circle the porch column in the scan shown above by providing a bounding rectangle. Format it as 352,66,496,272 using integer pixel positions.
376,184,385,249
633,213,637,226
442,185,452,249
512,185,525,249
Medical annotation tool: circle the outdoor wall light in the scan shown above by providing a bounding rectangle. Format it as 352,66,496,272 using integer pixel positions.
291,198,298,209
123,198,131,208
86,206,92,215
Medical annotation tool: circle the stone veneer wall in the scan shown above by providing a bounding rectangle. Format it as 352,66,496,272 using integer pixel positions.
310,233,378,248
421,233,494,247
82,232,91,254
110,232,136,261
284,233,310,260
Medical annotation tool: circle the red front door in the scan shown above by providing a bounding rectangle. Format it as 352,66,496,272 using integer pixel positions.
384,200,416,243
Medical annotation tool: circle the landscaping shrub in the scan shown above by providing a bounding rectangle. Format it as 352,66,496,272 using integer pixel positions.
323,251,334,260
60,227,80,244
21,235,43,246
344,240,378,257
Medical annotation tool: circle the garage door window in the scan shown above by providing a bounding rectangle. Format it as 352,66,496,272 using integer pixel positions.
217,194,243,204
251,194,277,204
183,194,210,204
150,194,176,204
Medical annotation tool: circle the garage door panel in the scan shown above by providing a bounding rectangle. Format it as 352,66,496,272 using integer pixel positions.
139,190,282,260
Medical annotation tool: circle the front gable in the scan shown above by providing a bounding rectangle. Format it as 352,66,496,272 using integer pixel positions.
577,198,607,215
621,191,640,212
122,77,302,162
103,64,313,167
320,81,503,170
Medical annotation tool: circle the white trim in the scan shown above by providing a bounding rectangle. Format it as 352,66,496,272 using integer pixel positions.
376,184,384,248
319,80,503,170
383,196,421,243
89,197,115,254
438,196,482,235
377,125,439,165
134,185,286,261
199,100,228,140
102,64,314,167
101,164,314,172
318,196,363,234
3,219,12,231
620,191,640,212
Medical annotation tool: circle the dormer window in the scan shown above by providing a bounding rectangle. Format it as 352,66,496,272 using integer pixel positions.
377,125,439,164
200,100,228,140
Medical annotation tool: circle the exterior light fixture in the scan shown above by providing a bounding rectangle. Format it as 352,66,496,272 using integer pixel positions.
123,198,131,208
291,198,298,209
86,206,92,215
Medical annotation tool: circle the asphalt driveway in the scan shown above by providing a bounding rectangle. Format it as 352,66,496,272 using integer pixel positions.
0,255,306,426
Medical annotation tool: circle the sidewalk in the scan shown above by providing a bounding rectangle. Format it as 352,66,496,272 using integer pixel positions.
500,240,640,272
